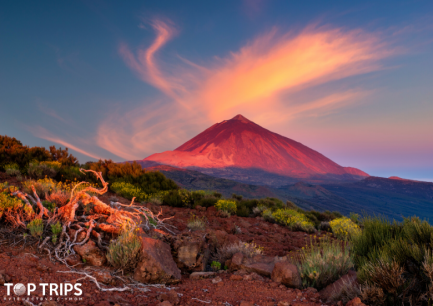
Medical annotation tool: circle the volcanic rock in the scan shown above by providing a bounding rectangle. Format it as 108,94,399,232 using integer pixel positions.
73,240,106,266
134,236,181,284
271,261,302,288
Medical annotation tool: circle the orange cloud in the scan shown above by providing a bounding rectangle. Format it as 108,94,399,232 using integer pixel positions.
98,20,395,160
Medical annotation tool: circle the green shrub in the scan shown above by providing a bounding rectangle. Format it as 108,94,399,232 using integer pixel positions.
211,261,221,271
297,238,353,290
28,161,61,179
262,209,275,222
196,196,218,208
57,166,85,182
111,181,170,203
51,221,62,244
0,186,24,219
4,163,21,176
329,217,360,240
107,227,142,272
272,209,315,232
232,193,243,201
187,215,206,231
42,200,56,213
351,216,433,305
27,218,44,238
87,160,178,194
215,199,237,214
236,204,250,217
212,191,222,199
22,177,57,197
162,189,184,207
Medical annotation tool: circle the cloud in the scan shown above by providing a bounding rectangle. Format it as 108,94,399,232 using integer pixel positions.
31,126,102,160
98,19,395,160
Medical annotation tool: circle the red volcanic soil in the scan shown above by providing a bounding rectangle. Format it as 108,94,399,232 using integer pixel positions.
144,114,368,179
0,195,333,306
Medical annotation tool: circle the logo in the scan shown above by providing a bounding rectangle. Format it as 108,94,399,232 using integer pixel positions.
13,284,26,296
3,283,83,302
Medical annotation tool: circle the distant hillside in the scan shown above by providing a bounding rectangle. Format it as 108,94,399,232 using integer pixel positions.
135,161,278,199
136,160,433,221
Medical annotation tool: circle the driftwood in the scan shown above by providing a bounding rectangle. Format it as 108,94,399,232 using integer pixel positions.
7,168,176,264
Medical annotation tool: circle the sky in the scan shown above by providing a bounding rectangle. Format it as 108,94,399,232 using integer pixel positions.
1,1,432,181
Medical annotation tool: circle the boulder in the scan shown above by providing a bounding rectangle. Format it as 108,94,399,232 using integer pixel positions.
271,261,301,288
73,240,106,266
319,270,358,302
170,232,210,272
134,236,181,284
243,262,274,277
229,252,244,271
158,289,179,305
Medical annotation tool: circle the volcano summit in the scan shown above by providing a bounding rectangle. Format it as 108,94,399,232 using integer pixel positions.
142,115,368,185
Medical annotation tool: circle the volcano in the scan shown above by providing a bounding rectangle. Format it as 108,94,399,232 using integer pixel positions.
142,114,368,182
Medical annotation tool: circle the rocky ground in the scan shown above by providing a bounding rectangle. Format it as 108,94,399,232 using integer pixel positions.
0,175,362,306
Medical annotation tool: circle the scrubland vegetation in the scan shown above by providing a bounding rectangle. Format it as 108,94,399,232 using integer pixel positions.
3,134,433,305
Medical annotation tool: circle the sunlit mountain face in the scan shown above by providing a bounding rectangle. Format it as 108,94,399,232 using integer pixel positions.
143,114,368,182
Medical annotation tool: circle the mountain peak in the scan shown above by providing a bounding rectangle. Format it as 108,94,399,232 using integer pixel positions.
230,114,251,123
143,115,369,180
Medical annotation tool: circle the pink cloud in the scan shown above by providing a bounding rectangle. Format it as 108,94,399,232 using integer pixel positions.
98,20,396,160
31,126,102,160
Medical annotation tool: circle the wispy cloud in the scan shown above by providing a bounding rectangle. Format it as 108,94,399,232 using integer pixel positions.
98,19,396,160
31,126,102,160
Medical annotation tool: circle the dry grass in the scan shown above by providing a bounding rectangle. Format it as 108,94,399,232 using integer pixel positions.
217,241,263,263
187,215,206,231
329,278,361,303
360,284,386,306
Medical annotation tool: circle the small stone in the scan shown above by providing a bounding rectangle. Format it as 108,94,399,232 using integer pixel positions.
212,276,222,284
230,274,243,281
36,263,50,272
190,272,216,280
158,302,173,306
277,302,291,306
93,270,113,285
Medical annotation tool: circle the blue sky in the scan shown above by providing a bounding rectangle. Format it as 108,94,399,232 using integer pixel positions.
1,1,432,181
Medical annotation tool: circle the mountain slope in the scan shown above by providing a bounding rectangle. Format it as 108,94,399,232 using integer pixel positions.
143,114,368,181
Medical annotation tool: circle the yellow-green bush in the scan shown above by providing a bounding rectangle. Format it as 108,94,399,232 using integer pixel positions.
107,226,142,272
215,199,237,214
329,217,360,240
272,208,315,232
4,163,20,176
28,161,61,179
51,221,62,244
297,238,353,290
0,183,24,219
27,218,44,238
22,177,99,198
111,181,169,202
